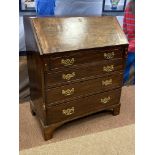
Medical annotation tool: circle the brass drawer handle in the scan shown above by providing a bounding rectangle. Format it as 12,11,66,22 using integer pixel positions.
62,107,75,116
103,65,114,72
62,88,74,96
104,52,114,59
102,79,112,86
101,96,111,104
62,72,76,80
61,58,75,66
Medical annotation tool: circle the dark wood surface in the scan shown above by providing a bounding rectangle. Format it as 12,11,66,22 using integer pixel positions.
43,45,125,70
31,16,128,55
25,16,128,140
27,52,46,124
46,88,121,125
45,71,123,105
45,58,124,87
23,16,38,52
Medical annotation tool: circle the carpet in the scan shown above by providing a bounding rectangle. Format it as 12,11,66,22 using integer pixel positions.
20,86,135,151
20,124,135,155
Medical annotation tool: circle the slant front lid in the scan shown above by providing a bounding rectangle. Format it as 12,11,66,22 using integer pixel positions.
31,16,128,55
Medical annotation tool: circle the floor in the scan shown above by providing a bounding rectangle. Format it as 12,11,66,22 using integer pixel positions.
20,124,134,155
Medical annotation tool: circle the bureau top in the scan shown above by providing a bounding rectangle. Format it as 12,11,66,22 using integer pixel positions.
30,16,128,55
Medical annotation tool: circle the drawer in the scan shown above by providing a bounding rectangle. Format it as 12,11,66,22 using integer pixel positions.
43,46,125,70
45,58,124,87
45,71,123,104
46,88,121,124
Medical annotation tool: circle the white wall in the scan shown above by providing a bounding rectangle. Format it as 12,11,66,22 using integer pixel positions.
55,0,103,16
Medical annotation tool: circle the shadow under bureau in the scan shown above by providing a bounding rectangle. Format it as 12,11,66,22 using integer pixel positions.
24,16,128,140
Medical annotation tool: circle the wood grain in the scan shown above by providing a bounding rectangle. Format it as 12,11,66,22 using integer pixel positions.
31,16,128,55
46,88,121,125
45,58,124,87
45,71,123,105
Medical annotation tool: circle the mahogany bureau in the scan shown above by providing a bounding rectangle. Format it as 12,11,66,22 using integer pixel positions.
24,16,128,140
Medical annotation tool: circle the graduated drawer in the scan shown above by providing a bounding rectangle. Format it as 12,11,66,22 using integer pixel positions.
46,88,121,124
45,71,123,105
45,58,124,87
43,47,124,70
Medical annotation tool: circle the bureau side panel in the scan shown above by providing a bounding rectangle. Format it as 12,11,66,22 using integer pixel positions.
24,17,47,124
23,16,38,52
27,52,47,124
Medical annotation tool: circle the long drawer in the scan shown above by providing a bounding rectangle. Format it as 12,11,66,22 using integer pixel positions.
43,46,124,70
45,71,123,105
46,88,121,124
45,58,124,88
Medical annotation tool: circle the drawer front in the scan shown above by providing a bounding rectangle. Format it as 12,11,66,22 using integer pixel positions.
44,47,124,70
46,88,121,124
45,72,123,104
45,59,124,87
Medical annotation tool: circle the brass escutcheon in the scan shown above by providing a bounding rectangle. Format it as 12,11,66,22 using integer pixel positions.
61,58,75,66
101,96,111,104
103,65,114,72
62,107,75,116
102,79,112,86
104,52,114,59
62,88,74,96
62,72,75,80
